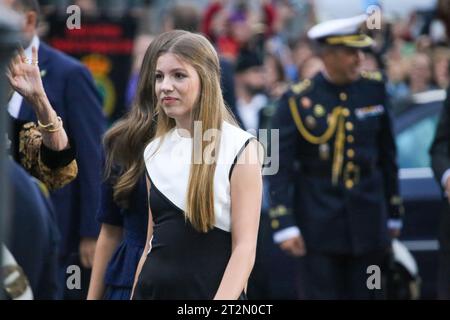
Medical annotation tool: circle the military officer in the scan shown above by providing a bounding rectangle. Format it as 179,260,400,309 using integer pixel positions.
269,14,404,299
429,85,450,299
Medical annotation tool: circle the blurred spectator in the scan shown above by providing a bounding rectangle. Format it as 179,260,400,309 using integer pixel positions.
165,2,236,110
432,48,450,90
360,49,382,73
125,34,154,108
201,0,275,62
74,0,98,16
429,19,447,45
291,40,314,81
163,3,201,32
264,52,290,100
234,48,268,132
437,0,450,44
202,0,241,61
407,52,435,94
385,58,410,108
298,55,323,80
273,0,316,45
416,35,433,53
406,9,436,41
391,17,413,43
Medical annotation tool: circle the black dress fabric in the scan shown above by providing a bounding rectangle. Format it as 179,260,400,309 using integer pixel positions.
134,122,254,300
133,177,236,300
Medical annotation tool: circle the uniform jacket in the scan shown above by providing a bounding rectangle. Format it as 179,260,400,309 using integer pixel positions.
269,72,403,255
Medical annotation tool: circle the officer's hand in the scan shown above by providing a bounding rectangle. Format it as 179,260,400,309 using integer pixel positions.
445,177,450,205
79,237,97,269
279,235,306,257
389,228,401,239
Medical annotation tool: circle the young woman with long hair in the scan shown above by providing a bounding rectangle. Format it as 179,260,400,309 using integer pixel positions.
111,30,263,300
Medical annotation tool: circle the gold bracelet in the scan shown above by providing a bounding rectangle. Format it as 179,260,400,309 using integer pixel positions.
38,116,60,128
38,116,63,133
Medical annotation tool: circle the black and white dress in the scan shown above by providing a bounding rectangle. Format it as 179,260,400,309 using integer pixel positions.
133,121,254,300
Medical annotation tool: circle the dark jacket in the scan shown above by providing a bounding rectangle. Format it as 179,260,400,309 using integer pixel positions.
269,72,403,255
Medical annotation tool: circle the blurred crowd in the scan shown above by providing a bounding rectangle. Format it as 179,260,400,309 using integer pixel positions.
36,0,450,115
2,0,450,300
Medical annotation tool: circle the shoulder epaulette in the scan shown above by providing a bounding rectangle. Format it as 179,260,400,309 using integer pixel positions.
360,70,383,82
290,78,313,95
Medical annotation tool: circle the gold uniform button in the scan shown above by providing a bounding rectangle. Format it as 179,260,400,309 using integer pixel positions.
347,135,354,143
345,180,354,189
342,108,350,117
340,92,348,101
305,115,317,129
271,219,280,229
347,149,355,158
347,161,355,169
345,122,354,131
314,104,326,117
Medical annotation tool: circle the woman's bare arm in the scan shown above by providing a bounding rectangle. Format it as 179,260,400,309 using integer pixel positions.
130,176,154,299
214,140,263,299
87,223,123,299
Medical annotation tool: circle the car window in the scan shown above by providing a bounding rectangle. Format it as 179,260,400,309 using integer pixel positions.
396,114,439,169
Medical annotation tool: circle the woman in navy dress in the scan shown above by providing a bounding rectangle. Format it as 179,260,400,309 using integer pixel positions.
87,173,148,300
101,30,263,300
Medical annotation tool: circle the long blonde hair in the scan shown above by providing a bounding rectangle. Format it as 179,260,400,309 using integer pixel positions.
104,30,236,232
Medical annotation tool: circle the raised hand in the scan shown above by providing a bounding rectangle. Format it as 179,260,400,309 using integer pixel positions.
7,46,70,151
6,46,45,102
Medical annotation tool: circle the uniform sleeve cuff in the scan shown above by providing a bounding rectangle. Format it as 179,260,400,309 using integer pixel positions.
388,219,403,230
273,226,301,244
40,144,76,169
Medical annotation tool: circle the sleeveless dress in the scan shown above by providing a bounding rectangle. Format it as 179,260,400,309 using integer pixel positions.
133,121,254,300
